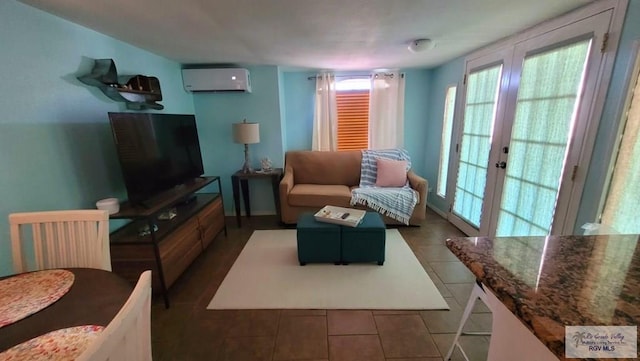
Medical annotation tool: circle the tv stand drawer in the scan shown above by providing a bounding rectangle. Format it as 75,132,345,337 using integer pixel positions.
160,217,201,288
198,197,224,249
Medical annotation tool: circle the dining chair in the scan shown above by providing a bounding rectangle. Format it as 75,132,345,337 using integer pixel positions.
77,270,153,361
9,209,112,273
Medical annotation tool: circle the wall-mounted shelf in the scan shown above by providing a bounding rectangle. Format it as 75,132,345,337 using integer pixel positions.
78,58,163,110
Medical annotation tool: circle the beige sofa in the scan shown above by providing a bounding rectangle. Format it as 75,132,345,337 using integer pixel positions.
279,150,427,225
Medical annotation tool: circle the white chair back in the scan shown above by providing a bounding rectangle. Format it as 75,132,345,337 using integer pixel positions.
9,209,111,273
77,270,153,361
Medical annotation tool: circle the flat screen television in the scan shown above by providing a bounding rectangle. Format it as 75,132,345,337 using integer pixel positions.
108,112,205,206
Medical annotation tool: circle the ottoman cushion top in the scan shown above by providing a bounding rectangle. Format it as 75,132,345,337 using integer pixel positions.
342,212,385,231
297,212,340,229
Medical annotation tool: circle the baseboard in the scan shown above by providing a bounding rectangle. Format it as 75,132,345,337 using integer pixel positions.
426,202,448,218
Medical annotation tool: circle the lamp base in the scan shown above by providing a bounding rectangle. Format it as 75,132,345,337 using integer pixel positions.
241,143,253,173
241,163,253,174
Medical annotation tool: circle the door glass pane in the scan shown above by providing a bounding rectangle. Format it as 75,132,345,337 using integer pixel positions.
437,86,457,197
452,65,502,227
496,40,591,236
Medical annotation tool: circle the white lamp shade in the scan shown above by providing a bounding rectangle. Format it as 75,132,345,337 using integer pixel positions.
232,122,260,144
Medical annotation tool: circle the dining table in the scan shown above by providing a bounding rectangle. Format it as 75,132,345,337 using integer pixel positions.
0,267,133,353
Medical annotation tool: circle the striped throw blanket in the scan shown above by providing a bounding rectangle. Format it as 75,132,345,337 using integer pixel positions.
350,149,418,225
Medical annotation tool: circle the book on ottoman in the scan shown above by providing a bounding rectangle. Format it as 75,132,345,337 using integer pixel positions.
314,205,366,227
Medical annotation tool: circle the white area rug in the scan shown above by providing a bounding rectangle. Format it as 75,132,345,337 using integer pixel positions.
207,229,449,310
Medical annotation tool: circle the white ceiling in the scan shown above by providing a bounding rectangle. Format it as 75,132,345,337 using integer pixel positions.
20,0,594,70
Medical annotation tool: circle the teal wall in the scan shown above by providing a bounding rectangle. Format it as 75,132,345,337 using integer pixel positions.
0,0,195,276
281,71,316,151
191,66,285,216
576,0,640,232
424,57,465,213
402,69,432,179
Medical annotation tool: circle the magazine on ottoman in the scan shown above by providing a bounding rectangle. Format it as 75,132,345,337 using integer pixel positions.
314,205,366,227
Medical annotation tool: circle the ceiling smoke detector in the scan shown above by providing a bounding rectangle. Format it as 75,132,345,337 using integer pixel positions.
408,38,435,53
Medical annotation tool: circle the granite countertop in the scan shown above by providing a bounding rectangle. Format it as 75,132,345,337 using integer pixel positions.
446,234,640,360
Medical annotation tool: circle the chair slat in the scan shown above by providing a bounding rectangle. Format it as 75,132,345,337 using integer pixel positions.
10,223,25,272
33,223,45,270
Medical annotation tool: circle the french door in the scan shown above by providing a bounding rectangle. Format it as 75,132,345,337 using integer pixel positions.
448,9,613,237
449,50,512,235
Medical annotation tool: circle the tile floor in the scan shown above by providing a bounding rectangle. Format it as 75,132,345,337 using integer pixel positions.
151,209,492,361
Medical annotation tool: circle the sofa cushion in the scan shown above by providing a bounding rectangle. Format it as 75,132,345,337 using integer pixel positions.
375,158,408,187
285,150,362,186
289,184,352,207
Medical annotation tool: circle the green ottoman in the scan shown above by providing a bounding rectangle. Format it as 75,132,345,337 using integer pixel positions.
296,212,341,265
341,212,386,265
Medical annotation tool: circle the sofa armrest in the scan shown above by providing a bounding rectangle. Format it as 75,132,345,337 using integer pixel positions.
407,170,427,204
280,165,294,196
279,165,295,223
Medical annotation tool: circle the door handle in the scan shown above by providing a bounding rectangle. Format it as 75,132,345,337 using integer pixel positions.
495,161,507,169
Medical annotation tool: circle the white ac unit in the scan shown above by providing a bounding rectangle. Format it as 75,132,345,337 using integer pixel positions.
181,68,251,93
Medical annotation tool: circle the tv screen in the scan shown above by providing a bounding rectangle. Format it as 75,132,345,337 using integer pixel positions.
108,112,205,206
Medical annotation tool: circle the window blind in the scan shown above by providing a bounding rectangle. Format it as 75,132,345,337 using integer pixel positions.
337,90,369,151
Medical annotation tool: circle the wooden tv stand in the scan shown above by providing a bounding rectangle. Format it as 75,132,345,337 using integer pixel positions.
109,176,226,307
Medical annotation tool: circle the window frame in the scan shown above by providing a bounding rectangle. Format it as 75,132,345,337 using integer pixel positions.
437,85,458,198
596,39,640,229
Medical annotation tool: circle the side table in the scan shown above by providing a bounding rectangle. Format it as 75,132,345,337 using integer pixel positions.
231,168,283,227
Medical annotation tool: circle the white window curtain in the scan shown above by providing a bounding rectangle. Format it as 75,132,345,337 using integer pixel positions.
312,73,338,151
368,71,405,149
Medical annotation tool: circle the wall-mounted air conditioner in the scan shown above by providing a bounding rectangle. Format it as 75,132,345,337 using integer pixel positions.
181,68,251,93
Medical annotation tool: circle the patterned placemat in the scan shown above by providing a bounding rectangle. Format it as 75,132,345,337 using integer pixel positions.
0,325,104,360
0,269,75,328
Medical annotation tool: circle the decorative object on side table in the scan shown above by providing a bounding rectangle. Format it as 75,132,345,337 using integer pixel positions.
232,119,260,173
260,157,273,172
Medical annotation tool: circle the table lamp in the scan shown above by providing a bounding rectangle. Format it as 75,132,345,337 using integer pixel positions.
232,119,260,173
